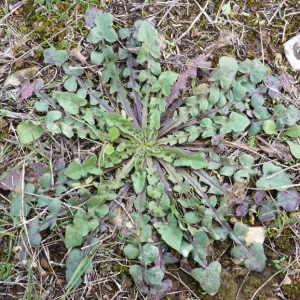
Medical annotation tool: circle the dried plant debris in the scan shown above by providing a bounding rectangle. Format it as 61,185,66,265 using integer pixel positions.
1,1,300,300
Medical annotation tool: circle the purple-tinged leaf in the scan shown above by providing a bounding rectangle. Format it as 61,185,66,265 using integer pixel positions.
66,67,113,112
279,73,295,94
164,53,211,108
28,218,42,247
84,6,103,29
231,242,266,272
258,203,277,222
127,53,142,126
244,243,266,272
162,252,179,264
155,243,166,273
0,168,22,190
191,262,222,296
253,190,266,204
277,189,300,212
129,265,150,295
263,74,283,98
159,97,203,137
54,158,66,173
103,62,140,128
153,159,170,192
43,47,69,67
26,163,48,183
103,183,131,222
21,80,33,99
158,160,189,195
149,279,172,300
194,169,223,195
236,203,249,217
33,78,44,91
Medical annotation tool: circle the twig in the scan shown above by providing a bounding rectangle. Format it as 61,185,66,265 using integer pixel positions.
250,269,283,300
268,0,288,24
0,1,28,25
176,1,209,43
193,0,216,27
250,257,299,300
157,0,178,27
259,27,265,64
166,271,200,300
236,270,250,300
0,110,29,119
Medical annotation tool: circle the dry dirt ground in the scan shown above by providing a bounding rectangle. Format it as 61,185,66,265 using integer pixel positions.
0,0,300,299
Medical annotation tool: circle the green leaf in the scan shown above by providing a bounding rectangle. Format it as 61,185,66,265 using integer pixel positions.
65,223,83,248
154,222,182,251
232,81,247,101
43,47,69,67
17,120,43,144
55,92,87,114
10,194,30,216
94,205,109,218
37,195,52,207
249,60,267,84
45,111,62,123
139,225,152,243
66,249,83,285
39,173,52,189
286,141,300,159
179,241,194,257
132,171,146,194
218,56,238,90
150,59,161,75
143,267,164,286
131,213,150,228
208,85,220,104
87,12,117,43
105,144,114,155
149,201,167,217
281,125,300,137
171,149,208,169
48,198,61,214
239,153,254,169
139,244,159,265
63,76,77,92
244,243,266,272
150,71,178,96
64,159,82,180
184,212,201,224
90,51,104,65
194,231,210,249
81,156,99,176
218,112,250,134
35,101,49,112
191,262,222,296
109,127,120,142
256,162,292,191
137,21,160,58
253,106,271,119
28,218,41,247
124,244,139,259
221,2,231,15
239,59,267,85
233,223,249,236
263,120,276,134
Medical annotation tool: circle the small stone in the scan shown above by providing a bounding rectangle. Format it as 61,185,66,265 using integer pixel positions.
243,226,266,246
13,246,22,253
282,276,292,285
284,34,300,71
